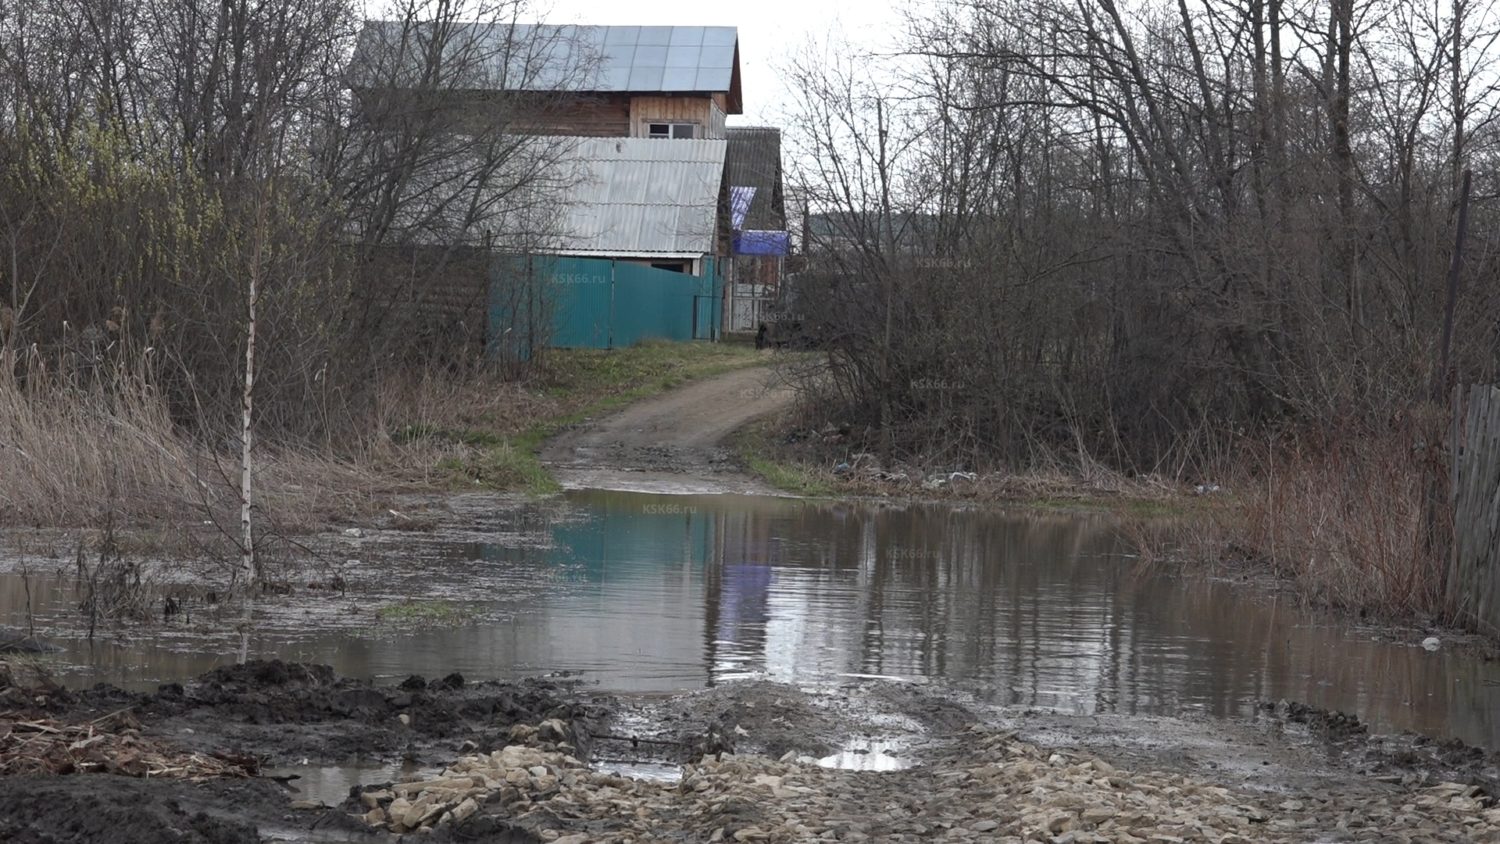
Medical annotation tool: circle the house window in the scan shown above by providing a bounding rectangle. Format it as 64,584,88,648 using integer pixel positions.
647,122,696,139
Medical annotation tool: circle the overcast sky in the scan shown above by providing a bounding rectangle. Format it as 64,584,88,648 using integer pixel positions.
540,0,907,126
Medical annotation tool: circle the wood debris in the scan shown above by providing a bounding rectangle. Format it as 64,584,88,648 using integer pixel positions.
0,708,257,780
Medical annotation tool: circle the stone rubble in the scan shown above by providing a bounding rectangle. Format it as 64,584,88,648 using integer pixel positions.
356,723,1496,842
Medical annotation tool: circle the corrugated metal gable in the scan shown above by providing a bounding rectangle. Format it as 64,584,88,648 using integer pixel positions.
725,127,784,230
549,137,727,257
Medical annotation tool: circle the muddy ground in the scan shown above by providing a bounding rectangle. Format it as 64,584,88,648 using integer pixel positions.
1,661,600,843
3,661,1500,842
540,365,795,496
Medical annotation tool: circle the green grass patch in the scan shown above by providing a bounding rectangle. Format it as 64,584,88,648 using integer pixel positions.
733,423,835,497
435,439,559,495
396,341,765,496
543,338,761,383
745,453,835,497
537,340,763,419
374,599,470,626
510,341,764,493
393,424,504,448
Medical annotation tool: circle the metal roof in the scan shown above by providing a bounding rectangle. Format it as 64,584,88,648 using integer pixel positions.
354,23,742,112
549,137,728,258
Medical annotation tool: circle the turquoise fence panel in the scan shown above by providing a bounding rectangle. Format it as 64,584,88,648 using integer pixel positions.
486,254,528,359
489,254,723,350
543,497,717,583
487,254,536,361
546,257,613,348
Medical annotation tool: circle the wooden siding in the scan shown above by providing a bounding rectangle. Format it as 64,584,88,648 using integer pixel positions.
629,95,722,139
709,102,727,139
353,88,631,137
529,95,631,136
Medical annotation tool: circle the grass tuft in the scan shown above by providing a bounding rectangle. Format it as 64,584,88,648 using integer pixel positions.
1,341,762,532
373,599,471,626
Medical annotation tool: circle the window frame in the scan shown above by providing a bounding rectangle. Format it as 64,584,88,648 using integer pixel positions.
645,121,697,139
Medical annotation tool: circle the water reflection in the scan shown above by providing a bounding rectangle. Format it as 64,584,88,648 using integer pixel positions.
817,738,909,772
267,759,434,806
3,489,1500,751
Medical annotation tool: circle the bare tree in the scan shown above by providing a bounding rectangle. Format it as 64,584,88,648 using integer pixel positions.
781,0,1500,474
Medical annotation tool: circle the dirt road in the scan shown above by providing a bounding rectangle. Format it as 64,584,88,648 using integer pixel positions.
541,364,795,495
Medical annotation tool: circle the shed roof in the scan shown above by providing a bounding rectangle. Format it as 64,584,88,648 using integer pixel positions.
354,23,742,113
725,127,784,230
548,137,728,258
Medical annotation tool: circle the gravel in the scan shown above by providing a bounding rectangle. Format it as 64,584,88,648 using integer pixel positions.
359,720,1493,842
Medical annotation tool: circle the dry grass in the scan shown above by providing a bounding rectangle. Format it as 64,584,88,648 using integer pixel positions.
0,372,382,532
369,366,559,483
822,459,1181,509
1179,426,1451,621
1,341,764,529
370,341,765,493
0,373,211,526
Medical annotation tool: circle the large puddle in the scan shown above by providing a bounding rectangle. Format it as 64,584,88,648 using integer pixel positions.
4,489,1500,750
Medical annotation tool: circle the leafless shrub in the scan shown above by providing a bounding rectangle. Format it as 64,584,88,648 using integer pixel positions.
73,518,155,638
0,361,383,531
1228,425,1451,620
0,0,590,545
0,365,210,527
1129,422,1453,621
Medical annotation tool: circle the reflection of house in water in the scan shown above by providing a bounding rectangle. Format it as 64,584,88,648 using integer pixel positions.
443,492,1500,748
474,498,717,690
461,495,1130,696
504,492,792,685
710,562,772,679
702,503,788,681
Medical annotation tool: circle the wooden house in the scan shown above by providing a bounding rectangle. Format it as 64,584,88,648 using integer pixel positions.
350,23,785,350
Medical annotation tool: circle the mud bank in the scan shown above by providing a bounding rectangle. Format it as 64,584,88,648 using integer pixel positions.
1,660,601,843
4,662,1500,842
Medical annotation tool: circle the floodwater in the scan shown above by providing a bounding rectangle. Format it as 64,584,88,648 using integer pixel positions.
4,489,1500,751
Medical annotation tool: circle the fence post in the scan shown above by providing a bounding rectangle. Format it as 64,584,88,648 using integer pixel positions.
608,259,617,350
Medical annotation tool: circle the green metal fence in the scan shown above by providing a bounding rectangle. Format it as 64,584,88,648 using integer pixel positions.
489,255,721,355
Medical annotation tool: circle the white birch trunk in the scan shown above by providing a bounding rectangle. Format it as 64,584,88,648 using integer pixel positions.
237,226,261,664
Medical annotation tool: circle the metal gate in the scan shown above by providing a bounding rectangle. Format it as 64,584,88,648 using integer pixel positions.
728,283,775,332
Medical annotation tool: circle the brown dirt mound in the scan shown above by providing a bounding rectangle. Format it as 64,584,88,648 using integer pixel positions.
70,660,607,765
